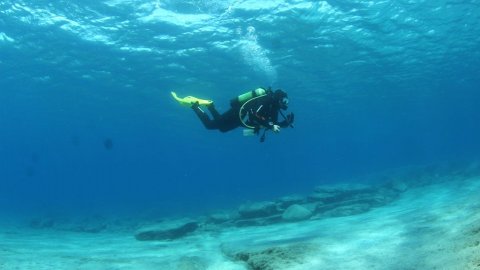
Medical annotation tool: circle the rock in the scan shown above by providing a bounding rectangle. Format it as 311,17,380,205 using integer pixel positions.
308,183,372,204
373,188,399,206
301,202,319,213
235,215,282,227
314,183,371,193
276,195,305,210
388,181,408,192
70,216,109,233
30,215,109,233
234,219,262,227
238,201,278,219
307,192,337,203
282,204,312,221
76,222,107,233
231,243,317,270
207,212,237,224
315,197,372,214
30,217,55,229
135,219,199,241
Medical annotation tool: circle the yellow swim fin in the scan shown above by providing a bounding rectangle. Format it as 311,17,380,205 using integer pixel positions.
171,91,213,106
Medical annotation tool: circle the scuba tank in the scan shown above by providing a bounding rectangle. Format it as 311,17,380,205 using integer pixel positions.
230,88,267,107
233,87,270,139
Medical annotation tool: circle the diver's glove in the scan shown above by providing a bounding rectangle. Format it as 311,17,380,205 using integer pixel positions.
272,125,281,133
266,121,281,133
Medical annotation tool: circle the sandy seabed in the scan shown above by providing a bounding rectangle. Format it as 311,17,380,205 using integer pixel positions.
1,176,479,270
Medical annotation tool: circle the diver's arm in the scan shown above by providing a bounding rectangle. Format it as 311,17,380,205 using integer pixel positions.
277,112,294,128
278,120,289,128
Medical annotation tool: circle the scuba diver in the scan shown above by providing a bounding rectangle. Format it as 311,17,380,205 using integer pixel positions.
171,87,294,142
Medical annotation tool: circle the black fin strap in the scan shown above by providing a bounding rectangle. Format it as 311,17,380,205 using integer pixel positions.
279,110,294,128
260,128,268,143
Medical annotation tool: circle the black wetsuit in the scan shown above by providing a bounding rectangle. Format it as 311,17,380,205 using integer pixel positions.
192,91,291,133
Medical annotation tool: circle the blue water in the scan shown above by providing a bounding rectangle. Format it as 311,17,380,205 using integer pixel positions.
1,0,479,217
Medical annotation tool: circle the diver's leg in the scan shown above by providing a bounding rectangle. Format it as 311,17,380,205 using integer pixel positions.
217,109,241,132
192,104,217,130
207,104,222,121
206,104,237,132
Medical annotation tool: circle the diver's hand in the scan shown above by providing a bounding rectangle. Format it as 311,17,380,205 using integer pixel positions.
272,125,281,133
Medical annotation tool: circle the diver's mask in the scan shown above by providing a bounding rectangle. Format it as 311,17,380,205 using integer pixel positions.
280,97,289,110
273,89,289,110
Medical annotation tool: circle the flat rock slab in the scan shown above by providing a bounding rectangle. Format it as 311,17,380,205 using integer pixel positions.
238,201,278,219
282,204,313,222
135,220,199,241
